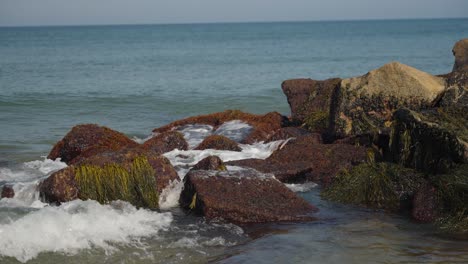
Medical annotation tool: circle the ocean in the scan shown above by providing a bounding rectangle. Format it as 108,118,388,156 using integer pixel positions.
1,19,468,263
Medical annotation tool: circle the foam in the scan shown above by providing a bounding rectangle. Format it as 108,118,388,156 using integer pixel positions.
177,124,213,149
213,120,253,142
285,182,318,192
0,158,67,182
0,200,173,263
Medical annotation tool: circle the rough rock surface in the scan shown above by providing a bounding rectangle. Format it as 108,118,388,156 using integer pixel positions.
265,127,317,143
179,169,317,223
142,131,188,154
191,156,226,171
152,110,287,144
195,135,242,151
228,135,368,186
452,38,468,72
412,182,439,223
1,185,14,198
47,124,138,165
40,148,178,206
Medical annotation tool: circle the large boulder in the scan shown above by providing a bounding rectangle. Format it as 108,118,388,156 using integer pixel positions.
1,185,14,198
47,124,138,165
452,38,468,72
228,135,368,186
195,135,241,151
39,148,179,208
191,156,226,171
388,108,467,174
153,110,287,144
142,131,188,154
179,169,317,223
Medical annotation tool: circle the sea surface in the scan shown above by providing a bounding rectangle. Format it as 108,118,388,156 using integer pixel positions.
1,19,468,263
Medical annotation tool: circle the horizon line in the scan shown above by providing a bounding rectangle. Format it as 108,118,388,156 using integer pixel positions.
1,16,467,28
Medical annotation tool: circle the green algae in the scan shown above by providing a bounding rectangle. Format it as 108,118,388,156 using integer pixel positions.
74,156,159,209
303,111,329,131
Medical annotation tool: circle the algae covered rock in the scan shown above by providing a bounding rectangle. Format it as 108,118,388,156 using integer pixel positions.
389,107,467,173
179,168,317,223
152,110,287,144
142,131,188,154
40,148,179,208
47,124,138,164
195,135,242,151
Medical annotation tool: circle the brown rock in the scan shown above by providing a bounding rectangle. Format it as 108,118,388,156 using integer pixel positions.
47,124,138,165
142,131,188,154
152,110,287,144
412,182,439,223
452,38,468,72
192,156,226,171
179,169,317,223
40,148,179,206
1,185,15,198
265,127,317,143
195,135,241,151
228,135,368,186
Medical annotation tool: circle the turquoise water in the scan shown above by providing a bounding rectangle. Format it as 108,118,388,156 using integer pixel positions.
1,19,468,263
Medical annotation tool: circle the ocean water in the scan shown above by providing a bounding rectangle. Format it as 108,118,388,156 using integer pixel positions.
1,19,468,263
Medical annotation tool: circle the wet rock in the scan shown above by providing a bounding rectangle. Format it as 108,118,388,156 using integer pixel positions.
153,110,287,144
228,135,368,186
47,124,138,165
179,169,317,223
282,78,341,133
40,148,178,208
1,185,14,198
388,108,466,174
412,182,439,223
142,131,188,154
452,38,468,72
191,156,226,171
195,135,241,151
265,127,317,143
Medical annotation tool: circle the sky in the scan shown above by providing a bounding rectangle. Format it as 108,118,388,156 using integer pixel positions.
0,0,467,27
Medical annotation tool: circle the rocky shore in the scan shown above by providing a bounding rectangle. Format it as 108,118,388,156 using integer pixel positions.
36,39,467,235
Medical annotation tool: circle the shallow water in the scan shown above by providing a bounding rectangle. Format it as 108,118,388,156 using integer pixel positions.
1,19,468,263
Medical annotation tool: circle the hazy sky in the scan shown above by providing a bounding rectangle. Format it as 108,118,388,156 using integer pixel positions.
0,0,467,26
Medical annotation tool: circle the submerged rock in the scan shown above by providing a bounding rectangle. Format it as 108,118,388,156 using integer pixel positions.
228,135,368,186
195,135,242,151
152,110,287,144
47,124,138,165
191,156,226,171
40,148,178,208
1,185,14,198
142,131,188,154
179,169,317,223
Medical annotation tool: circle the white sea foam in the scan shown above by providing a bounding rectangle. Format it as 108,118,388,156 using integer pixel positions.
285,182,318,193
0,158,67,182
158,180,184,210
0,200,173,263
0,180,46,208
177,124,214,149
132,134,155,144
213,120,253,142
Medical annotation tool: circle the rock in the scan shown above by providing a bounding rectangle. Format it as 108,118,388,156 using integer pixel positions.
47,124,138,165
388,108,466,174
191,156,226,171
452,38,468,72
179,169,317,223
153,110,287,144
265,127,317,143
228,135,368,186
333,62,446,137
412,182,439,223
40,148,178,208
142,131,188,154
195,135,241,151
1,185,14,198
282,78,341,133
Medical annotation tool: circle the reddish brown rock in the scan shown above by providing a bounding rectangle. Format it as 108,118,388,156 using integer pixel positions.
142,131,188,154
192,156,226,171
452,38,468,72
1,185,15,198
265,127,317,143
47,124,138,165
228,135,368,186
412,182,439,223
195,135,241,151
179,169,317,223
40,148,178,206
153,110,287,144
